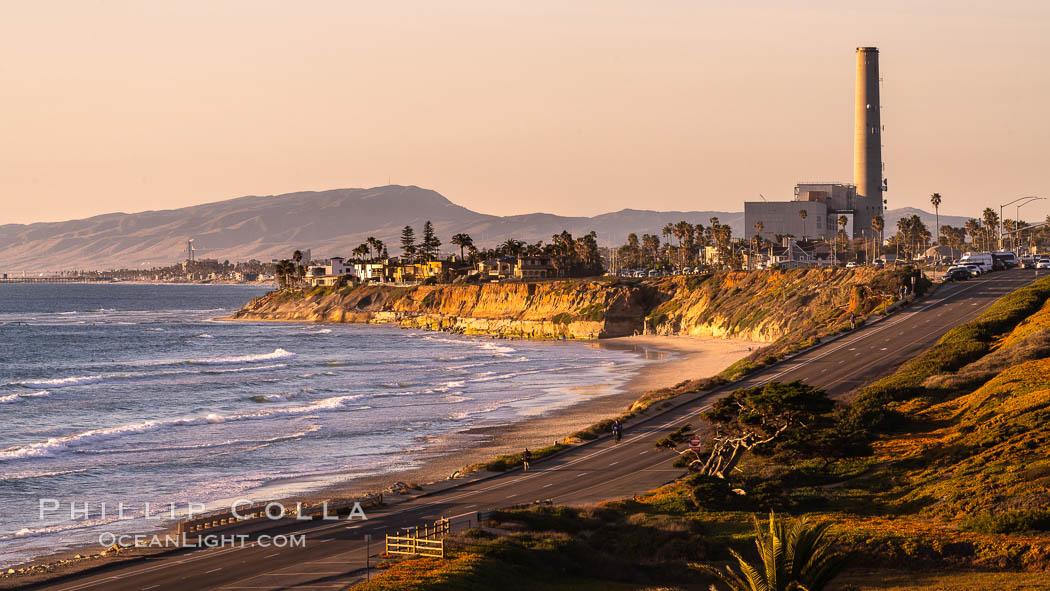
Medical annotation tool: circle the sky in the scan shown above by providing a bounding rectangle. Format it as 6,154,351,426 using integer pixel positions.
2,1,1048,224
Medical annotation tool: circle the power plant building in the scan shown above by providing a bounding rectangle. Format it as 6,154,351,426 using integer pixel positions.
745,47,885,245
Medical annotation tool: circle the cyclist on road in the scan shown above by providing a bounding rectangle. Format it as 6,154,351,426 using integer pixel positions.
612,419,623,442
522,448,532,471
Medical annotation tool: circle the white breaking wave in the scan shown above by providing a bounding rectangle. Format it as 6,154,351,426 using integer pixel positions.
195,334,214,338
19,375,115,388
189,348,295,365
200,363,288,375
306,328,332,334
81,425,322,455
0,395,362,462
0,468,89,481
0,390,51,404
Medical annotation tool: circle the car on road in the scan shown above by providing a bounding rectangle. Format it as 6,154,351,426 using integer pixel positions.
942,268,971,282
845,261,858,268
1037,258,1050,270
961,264,983,277
1021,255,1036,269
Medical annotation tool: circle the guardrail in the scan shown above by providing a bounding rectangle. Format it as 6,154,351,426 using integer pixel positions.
385,534,444,558
176,494,383,536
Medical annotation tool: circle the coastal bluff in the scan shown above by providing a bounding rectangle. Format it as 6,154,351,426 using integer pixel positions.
231,268,911,341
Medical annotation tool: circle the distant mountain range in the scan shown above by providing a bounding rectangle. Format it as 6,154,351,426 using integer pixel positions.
0,186,976,272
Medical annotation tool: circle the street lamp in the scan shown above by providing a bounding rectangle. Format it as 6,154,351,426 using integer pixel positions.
1015,197,1047,253
1000,196,1042,250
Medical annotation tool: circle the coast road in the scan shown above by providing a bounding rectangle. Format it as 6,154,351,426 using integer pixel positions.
32,269,1040,591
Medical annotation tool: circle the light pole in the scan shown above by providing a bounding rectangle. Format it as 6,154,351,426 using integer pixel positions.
1000,196,1041,251
1015,197,1046,253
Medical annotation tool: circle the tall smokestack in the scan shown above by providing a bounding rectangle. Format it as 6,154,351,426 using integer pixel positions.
854,47,883,218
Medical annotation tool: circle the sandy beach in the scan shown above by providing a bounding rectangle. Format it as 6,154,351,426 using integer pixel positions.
302,334,765,498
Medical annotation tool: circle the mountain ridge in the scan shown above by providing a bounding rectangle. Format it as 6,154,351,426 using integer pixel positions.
0,185,969,272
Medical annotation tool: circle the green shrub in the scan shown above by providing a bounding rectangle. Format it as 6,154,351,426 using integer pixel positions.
960,510,1050,534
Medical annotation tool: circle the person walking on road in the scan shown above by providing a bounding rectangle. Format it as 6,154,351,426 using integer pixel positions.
522,448,532,471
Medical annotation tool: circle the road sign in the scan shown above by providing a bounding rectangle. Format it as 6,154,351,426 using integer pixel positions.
689,436,702,451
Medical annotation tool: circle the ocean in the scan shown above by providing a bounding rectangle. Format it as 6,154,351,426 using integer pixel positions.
0,283,647,567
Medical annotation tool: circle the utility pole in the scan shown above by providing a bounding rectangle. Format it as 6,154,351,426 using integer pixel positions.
364,534,371,581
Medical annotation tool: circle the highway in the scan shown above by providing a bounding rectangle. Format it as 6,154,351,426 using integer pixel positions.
31,269,1039,591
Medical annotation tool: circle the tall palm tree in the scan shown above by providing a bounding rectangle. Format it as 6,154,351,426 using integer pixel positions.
798,209,808,240
694,512,847,591
752,221,763,267
835,215,849,265
871,215,884,263
982,208,999,251
930,193,942,247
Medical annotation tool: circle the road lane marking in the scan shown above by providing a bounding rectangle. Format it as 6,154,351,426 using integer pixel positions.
205,568,222,574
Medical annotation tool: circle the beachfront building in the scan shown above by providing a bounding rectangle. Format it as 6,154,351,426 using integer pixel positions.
513,255,556,279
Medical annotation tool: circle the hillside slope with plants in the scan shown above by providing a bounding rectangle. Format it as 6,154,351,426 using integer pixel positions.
350,275,1050,590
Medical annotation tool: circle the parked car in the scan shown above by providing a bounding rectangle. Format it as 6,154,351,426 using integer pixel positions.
942,268,970,282
961,264,983,277
845,261,858,268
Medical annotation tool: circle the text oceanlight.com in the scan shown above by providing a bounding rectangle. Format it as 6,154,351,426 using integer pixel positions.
98,532,306,549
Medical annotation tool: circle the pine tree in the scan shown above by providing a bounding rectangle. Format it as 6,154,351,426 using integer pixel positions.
400,225,417,261
421,221,441,261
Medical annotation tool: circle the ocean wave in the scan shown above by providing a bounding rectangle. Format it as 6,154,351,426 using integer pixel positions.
81,425,322,455
433,380,465,392
195,334,214,339
250,392,297,403
200,363,287,375
0,395,362,462
0,390,51,404
12,364,285,389
306,328,332,335
19,375,115,388
1,516,126,541
423,335,516,355
0,468,89,481
189,348,294,365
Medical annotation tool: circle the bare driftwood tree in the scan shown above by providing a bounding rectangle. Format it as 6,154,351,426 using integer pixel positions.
657,381,838,480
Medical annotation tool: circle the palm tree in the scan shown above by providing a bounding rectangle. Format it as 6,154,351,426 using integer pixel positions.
451,233,473,260
965,218,981,252
352,244,369,261
798,209,808,240
752,221,763,267
366,237,384,261
871,215,884,261
835,215,849,265
982,207,999,251
694,512,847,591
930,193,942,247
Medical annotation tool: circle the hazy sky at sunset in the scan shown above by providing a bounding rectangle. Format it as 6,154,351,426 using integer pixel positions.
2,1,1048,224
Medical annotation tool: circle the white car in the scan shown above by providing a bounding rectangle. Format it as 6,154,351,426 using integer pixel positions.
845,262,858,268
1037,258,1050,270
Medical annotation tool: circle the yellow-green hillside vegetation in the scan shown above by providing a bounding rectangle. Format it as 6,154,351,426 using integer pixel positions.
352,276,1050,590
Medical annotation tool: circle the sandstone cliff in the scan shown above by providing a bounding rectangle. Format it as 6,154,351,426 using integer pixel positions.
232,268,922,341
